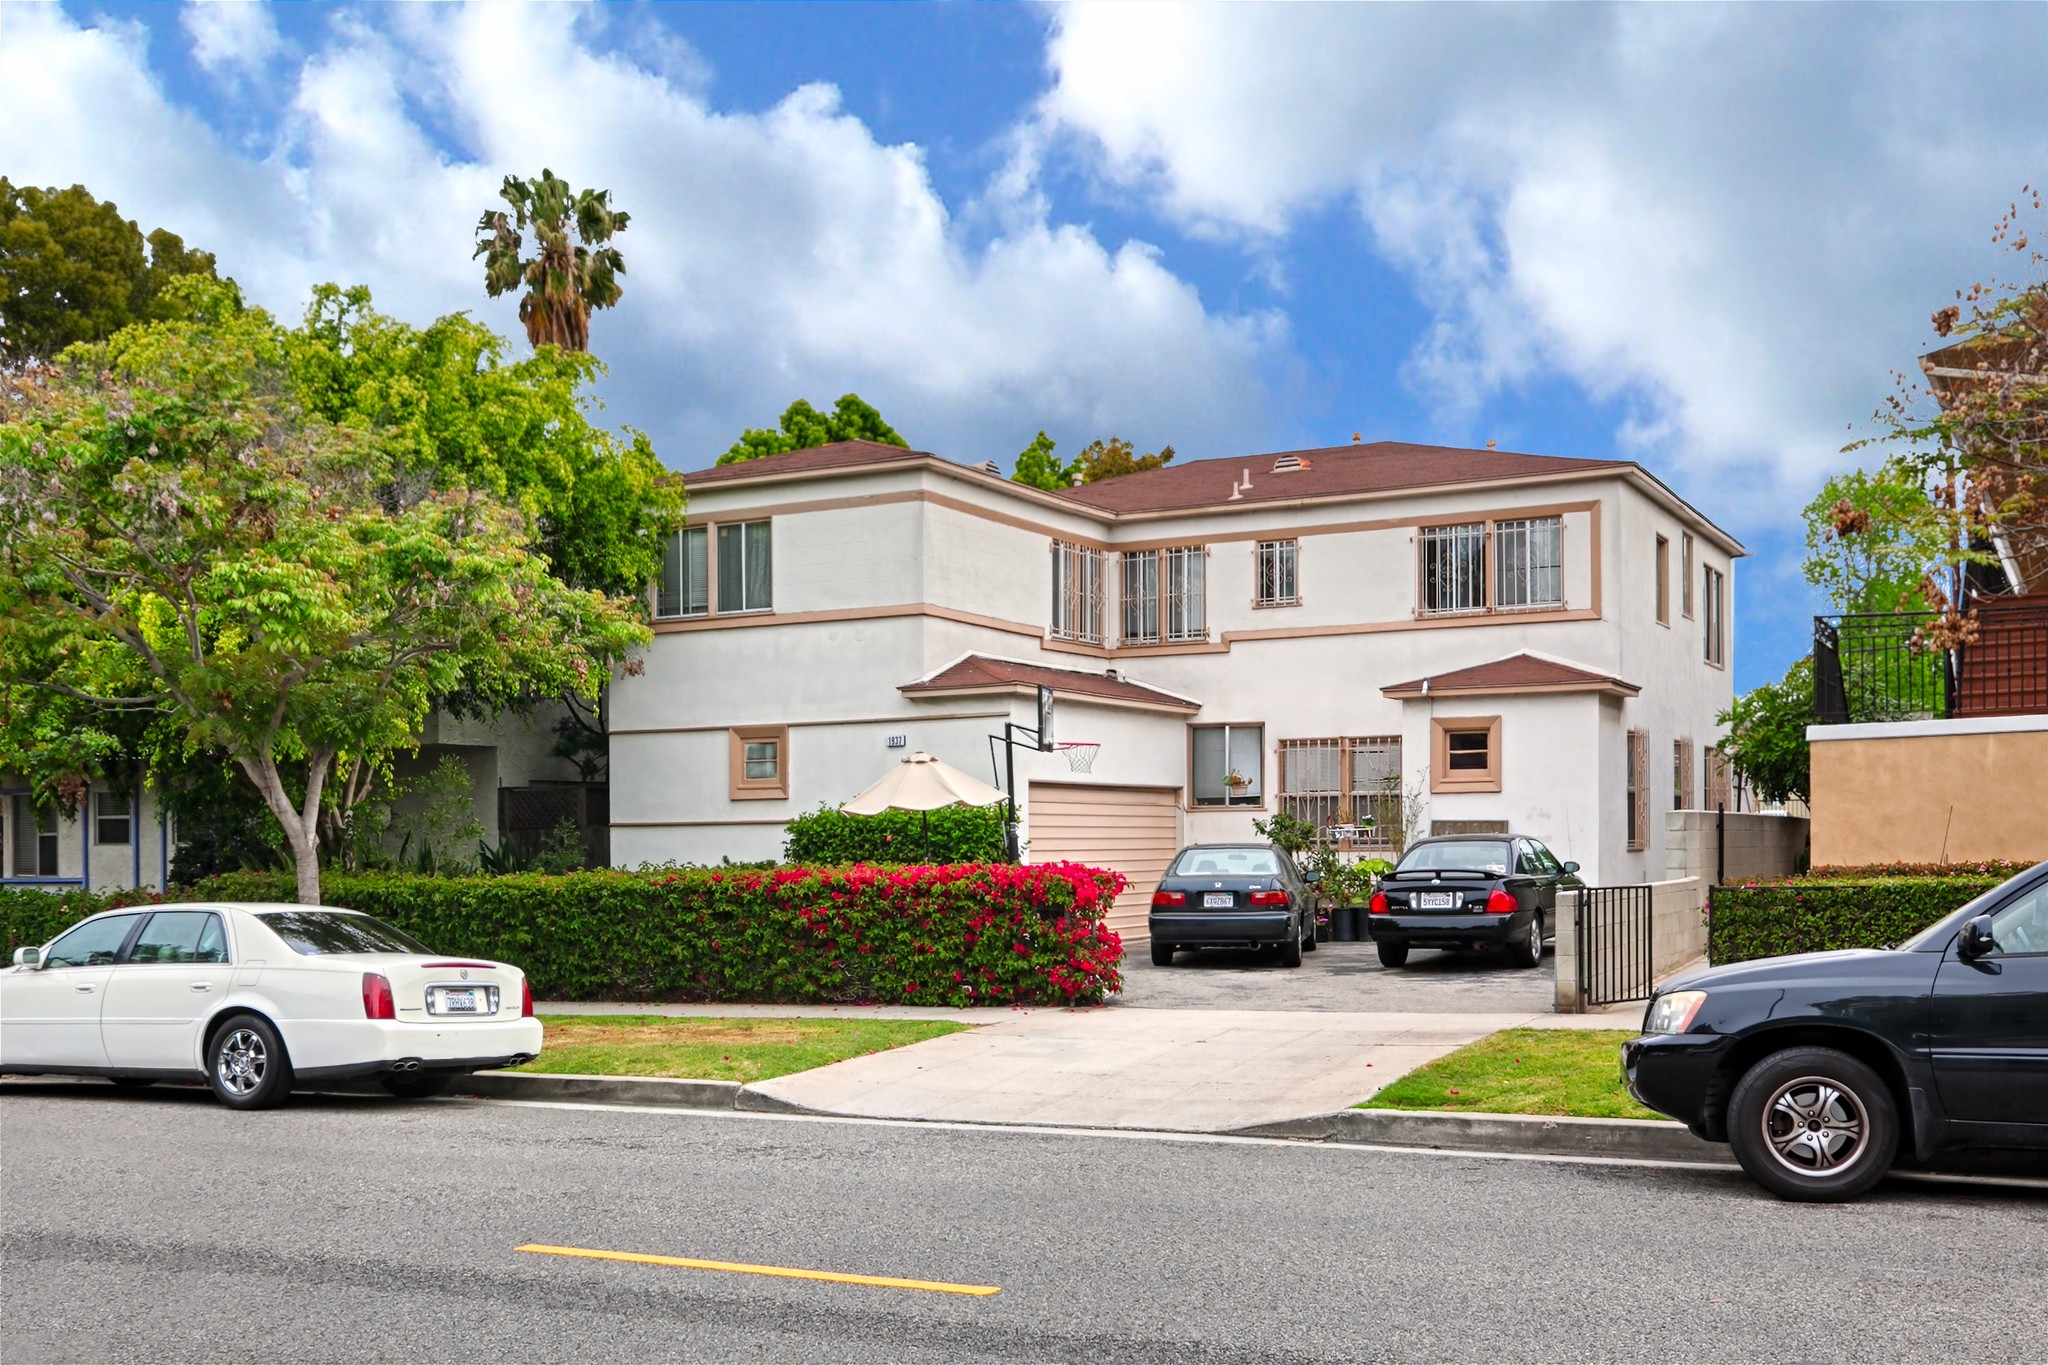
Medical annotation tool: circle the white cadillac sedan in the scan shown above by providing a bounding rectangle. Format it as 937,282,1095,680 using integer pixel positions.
1,903,543,1108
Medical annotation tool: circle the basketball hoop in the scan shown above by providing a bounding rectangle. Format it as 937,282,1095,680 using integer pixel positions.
1055,741,1100,773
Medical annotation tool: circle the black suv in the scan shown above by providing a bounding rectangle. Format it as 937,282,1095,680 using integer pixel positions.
1367,834,1579,969
1625,860,2048,1201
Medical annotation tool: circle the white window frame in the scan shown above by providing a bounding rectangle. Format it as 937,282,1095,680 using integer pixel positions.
1122,546,1206,644
655,525,710,619
1255,539,1299,607
1190,723,1264,808
93,791,131,847
1494,516,1564,610
715,520,773,614
1703,566,1726,666
1052,541,1106,644
1681,533,1696,618
1418,522,1487,616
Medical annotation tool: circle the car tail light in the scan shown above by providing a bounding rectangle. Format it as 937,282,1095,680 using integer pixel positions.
1368,892,1389,915
1485,889,1517,914
1152,890,1187,907
521,977,534,1018
362,972,396,1020
1249,890,1288,906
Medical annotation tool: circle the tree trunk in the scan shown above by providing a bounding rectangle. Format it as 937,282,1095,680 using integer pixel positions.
233,747,336,906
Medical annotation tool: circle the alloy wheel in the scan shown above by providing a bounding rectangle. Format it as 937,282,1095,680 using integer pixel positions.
216,1028,268,1097
1760,1075,1869,1178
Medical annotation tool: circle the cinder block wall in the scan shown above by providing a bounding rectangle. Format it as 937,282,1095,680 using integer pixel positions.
1553,876,1706,1012
1665,811,1808,884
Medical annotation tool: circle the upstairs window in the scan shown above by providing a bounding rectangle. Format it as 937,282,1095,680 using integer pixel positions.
1051,541,1105,644
1122,546,1206,644
1703,566,1726,666
1681,534,1696,618
1418,523,1486,615
656,526,709,619
1655,535,1671,626
1255,540,1299,607
1495,517,1563,609
1626,729,1648,850
716,521,773,614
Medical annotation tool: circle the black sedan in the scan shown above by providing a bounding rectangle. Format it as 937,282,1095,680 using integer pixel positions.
1148,843,1319,968
1624,860,2048,1201
1365,834,1577,969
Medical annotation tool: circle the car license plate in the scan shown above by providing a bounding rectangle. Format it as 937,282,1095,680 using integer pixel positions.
1203,892,1234,908
1417,892,1459,910
439,988,480,1013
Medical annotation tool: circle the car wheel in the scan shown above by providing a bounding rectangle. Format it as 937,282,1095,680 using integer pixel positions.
1150,941,1176,967
205,1014,293,1110
1302,922,1318,953
1726,1047,1898,1202
1511,914,1544,968
107,1077,157,1089
1376,942,1409,968
380,1072,451,1100
1280,934,1303,968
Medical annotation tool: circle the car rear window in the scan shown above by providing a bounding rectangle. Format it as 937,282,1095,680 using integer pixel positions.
256,911,431,956
1170,848,1285,877
1396,842,1511,876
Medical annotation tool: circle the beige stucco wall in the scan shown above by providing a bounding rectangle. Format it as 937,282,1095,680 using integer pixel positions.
1808,719,2048,866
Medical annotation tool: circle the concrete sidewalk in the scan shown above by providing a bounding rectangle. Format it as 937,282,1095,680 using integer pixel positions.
747,1006,1628,1132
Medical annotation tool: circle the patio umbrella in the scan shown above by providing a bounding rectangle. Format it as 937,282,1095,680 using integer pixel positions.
842,752,1007,859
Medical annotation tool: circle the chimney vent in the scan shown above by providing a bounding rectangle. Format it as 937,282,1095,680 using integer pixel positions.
1486,439,1497,449
975,459,1000,476
1271,455,1307,473
1352,433,1362,443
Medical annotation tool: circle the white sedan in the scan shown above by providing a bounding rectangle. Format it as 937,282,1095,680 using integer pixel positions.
1,902,543,1108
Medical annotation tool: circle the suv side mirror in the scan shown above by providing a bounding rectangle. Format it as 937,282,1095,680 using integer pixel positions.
12,946,40,968
1957,915,1997,961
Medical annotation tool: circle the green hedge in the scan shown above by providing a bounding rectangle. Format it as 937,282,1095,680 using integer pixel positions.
1,886,164,956
1707,877,2003,965
783,803,1007,865
160,863,1124,1005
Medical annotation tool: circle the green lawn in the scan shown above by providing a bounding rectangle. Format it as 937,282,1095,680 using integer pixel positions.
512,1015,970,1083
1357,1028,1661,1120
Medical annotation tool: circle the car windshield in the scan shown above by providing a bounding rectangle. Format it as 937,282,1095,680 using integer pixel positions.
1171,848,1285,878
257,911,431,956
1396,842,1511,876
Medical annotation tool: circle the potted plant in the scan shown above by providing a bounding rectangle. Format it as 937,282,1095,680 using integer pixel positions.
1223,768,1250,794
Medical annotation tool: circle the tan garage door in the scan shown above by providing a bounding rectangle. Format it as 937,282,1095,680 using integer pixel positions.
1026,782,1181,944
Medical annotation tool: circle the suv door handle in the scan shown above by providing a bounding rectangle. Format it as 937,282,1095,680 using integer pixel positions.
190,983,213,992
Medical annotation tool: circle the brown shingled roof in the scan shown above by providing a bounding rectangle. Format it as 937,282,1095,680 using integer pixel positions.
1056,441,1629,515
1381,653,1640,699
681,439,936,486
901,655,1198,710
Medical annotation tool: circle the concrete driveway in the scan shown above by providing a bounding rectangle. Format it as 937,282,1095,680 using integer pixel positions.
1115,938,1560,1014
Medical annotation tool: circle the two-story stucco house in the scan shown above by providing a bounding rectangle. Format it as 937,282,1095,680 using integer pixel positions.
608,438,1744,941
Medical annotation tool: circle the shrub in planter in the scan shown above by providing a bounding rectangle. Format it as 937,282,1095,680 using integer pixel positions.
187,862,1124,1006
783,803,1007,865
1707,875,2004,965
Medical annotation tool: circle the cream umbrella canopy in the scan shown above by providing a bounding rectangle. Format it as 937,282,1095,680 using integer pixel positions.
842,752,1007,815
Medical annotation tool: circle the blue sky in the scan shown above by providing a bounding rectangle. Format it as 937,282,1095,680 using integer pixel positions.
6,3,2046,693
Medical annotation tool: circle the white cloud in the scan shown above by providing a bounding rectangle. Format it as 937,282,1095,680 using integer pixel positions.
181,1,283,82
1037,4,2048,515
0,3,1278,468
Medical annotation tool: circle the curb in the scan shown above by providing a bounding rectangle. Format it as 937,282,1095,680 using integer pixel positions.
453,1071,746,1110
1231,1107,1732,1163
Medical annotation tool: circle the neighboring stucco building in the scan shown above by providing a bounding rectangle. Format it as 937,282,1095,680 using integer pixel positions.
608,438,1745,940
3,780,171,894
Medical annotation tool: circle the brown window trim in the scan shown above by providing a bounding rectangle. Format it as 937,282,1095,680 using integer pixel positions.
1412,512,1572,620
728,725,790,801
1429,715,1502,794
1655,535,1670,627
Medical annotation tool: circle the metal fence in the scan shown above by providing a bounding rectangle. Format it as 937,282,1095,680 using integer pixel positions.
1571,885,1655,1008
1812,613,1953,724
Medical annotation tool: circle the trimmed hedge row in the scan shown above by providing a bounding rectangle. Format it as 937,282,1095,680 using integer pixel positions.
1,886,163,955
1707,876,2004,965
30,864,1124,1006
783,803,1006,865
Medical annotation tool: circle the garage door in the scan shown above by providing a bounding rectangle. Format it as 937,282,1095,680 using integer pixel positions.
1026,783,1181,944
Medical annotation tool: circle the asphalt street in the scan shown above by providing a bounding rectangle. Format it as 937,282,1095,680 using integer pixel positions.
3,1083,2044,1364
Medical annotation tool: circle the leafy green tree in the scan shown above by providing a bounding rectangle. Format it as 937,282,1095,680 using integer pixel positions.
1073,435,1175,483
1716,657,1814,807
1802,461,1952,614
287,284,682,597
0,281,650,902
0,179,226,361
475,169,629,354
1010,430,1075,491
719,393,907,465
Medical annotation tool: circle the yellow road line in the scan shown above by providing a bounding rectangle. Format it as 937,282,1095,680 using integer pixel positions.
515,1243,1001,1297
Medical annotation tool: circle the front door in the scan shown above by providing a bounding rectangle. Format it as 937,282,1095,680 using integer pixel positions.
101,911,232,1073
1928,880,2048,1130
0,913,145,1069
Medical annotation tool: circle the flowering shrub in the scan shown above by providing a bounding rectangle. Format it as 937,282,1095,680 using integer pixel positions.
165,863,1124,1006
1707,873,2009,965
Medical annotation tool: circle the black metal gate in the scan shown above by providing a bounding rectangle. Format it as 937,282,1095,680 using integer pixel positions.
1571,885,1655,1008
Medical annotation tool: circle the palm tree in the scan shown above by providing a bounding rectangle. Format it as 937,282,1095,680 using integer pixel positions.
474,170,630,353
